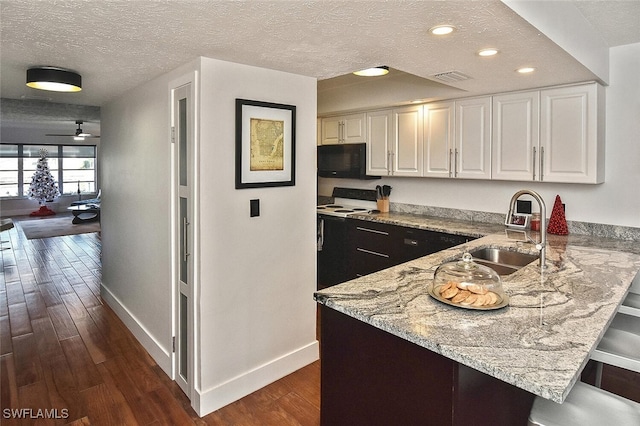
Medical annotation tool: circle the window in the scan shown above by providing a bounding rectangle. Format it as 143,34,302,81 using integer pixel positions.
0,143,97,198
61,146,96,195
0,144,19,197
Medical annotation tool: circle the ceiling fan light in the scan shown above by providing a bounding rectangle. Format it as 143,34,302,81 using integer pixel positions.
353,66,389,77
26,67,82,92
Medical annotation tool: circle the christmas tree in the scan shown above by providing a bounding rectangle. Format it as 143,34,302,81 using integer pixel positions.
547,195,569,235
28,149,60,216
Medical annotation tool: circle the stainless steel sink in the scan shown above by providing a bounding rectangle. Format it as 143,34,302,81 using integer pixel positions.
469,248,538,275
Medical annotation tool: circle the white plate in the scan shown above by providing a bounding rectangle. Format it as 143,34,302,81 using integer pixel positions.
428,284,509,311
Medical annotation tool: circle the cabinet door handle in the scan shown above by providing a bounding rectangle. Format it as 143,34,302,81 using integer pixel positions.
356,248,390,258
540,146,544,182
448,149,453,178
387,150,391,175
356,226,389,236
454,148,459,177
532,146,537,181
183,217,190,262
339,121,344,143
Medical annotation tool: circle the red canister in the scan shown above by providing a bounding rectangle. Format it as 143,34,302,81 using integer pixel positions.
530,213,541,231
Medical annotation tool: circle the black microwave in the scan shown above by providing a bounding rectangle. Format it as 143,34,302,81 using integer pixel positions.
317,143,380,180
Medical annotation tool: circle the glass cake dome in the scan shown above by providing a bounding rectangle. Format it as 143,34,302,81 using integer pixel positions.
431,252,508,309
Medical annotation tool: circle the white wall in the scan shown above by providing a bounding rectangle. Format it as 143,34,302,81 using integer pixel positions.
195,58,318,414
320,43,640,229
100,57,318,417
100,59,199,373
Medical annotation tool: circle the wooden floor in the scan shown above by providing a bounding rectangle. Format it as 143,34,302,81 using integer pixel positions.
1,217,320,425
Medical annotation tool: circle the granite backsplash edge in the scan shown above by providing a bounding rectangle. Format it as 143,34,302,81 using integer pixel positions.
392,202,640,242
317,197,639,241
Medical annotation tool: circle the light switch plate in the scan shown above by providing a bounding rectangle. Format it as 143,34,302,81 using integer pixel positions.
250,199,260,217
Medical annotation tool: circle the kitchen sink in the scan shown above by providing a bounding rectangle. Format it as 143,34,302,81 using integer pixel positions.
469,247,538,275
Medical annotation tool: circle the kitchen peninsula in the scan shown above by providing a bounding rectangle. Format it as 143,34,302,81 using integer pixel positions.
315,212,640,425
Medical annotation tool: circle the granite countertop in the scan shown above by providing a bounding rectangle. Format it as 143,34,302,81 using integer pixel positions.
314,212,640,403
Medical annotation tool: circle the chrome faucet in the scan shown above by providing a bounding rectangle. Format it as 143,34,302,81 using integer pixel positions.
508,190,547,269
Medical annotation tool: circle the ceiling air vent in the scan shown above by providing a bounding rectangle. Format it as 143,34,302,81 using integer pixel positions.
430,70,472,83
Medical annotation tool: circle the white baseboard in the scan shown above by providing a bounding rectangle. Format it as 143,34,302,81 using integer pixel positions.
100,283,173,376
193,340,320,417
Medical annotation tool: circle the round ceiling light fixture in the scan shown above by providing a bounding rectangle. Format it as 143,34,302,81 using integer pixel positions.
26,66,82,92
478,48,499,57
429,25,456,36
353,66,390,77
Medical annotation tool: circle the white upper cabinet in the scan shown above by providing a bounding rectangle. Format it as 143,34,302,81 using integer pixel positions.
366,110,392,175
366,106,423,177
492,91,540,181
492,83,604,184
424,98,490,179
455,97,492,179
320,113,367,145
423,101,454,178
392,105,423,176
540,83,604,183
336,82,604,184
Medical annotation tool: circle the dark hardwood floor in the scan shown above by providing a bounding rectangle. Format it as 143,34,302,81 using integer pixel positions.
1,216,320,425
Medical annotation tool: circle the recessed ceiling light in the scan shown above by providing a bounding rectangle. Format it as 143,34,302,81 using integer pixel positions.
429,25,456,36
478,48,499,57
517,67,536,74
353,66,389,77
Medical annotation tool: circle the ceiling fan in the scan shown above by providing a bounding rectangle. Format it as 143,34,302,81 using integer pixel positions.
46,120,100,139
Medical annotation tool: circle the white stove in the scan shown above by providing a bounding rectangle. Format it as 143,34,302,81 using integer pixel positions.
317,199,377,218
317,187,378,218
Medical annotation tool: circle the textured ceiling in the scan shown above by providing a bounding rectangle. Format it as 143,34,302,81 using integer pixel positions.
573,0,640,47
1,0,639,119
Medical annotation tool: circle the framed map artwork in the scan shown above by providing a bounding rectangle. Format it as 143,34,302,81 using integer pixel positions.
235,99,296,188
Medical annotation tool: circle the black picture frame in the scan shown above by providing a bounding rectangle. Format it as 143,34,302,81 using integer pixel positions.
235,99,296,189
505,213,531,229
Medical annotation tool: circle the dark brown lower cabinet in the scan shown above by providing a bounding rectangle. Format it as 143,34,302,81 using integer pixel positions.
345,219,474,281
320,306,535,426
348,220,399,279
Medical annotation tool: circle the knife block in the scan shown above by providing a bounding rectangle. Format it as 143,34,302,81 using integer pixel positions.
376,199,389,213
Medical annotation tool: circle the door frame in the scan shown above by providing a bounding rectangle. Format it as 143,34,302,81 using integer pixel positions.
170,71,199,401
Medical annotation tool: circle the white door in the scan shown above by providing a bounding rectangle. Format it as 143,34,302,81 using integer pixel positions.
540,83,602,183
366,110,392,176
491,91,540,181
172,83,194,398
455,97,492,179
393,105,423,176
423,102,454,178
320,116,341,145
342,113,367,144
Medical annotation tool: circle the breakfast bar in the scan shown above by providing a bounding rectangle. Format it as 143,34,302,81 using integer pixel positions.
315,223,640,425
